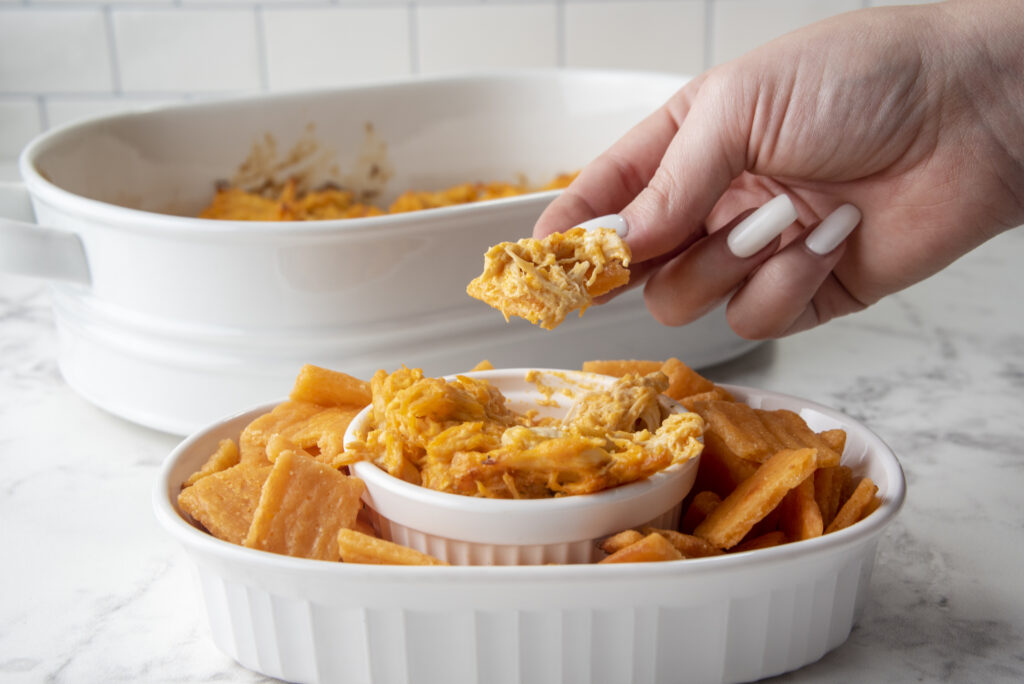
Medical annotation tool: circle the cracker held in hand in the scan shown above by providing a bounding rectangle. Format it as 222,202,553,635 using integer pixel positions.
467,226,630,330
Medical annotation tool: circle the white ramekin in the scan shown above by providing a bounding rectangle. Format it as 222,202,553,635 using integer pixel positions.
154,383,906,684
346,369,700,565
0,70,760,435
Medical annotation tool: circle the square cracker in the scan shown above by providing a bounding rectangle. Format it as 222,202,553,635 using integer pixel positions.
178,462,271,545
182,438,240,488
694,447,818,549
660,357,716,400
243,449,365,560
289,405,364,466
290,364,371,407
239,400,324,465
598,532,683,563
337,529,448,565
692,400,841,466
581,359,665,378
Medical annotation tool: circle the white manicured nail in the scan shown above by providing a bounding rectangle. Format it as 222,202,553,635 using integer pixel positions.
726,195,798,258
805,204,861,255
576,214,628,237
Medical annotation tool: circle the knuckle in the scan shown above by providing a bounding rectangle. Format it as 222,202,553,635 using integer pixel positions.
643,279,696,327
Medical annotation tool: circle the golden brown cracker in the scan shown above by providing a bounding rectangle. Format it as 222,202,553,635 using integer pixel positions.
289,405,363,464
239,400,324,465
337,529,448,565
825,477,879,534
660,357,715,400
598,532,683,563
819,428,847,455
640,527,723,558
679,490,723,533
182,439,240,488
290,364,371,408
814,466,842,527
694,448,818,549
693,444,760,499
693,400,841,466
692,400,783,463
599,529,645,555
178,462,271,545
677,386,735,410
581,359,665,378
243,449,365,560
731,530,789,553
779,475,824,541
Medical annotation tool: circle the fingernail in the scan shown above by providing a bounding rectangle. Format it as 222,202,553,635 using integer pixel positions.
805,203,861,255
576,214,628,238
726,194,798,258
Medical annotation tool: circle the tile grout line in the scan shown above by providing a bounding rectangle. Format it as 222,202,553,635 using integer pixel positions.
555,0,566,68
254,4,270,91
703,0,715,71
407,0,420,75
103,3,123,96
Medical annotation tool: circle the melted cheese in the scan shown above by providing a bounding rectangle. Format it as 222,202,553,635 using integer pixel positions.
199,172,579,221
466,227,631,330
342,369,703,499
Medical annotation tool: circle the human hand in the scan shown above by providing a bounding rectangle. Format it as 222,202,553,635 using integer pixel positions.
535,0,1024,338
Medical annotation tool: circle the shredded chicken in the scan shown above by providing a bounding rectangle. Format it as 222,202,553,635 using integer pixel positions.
342,370,703,499
466,227,631,330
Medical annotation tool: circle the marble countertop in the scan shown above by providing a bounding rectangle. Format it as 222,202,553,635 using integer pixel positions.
1,228,1022,683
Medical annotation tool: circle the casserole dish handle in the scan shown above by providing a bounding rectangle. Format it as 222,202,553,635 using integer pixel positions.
0,182,90,285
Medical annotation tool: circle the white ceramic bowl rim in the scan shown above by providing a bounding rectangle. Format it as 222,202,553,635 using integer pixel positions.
153,382,906,576
17,69,681,238
19,153,560,239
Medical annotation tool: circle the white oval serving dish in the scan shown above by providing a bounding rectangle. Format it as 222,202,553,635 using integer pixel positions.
154,383,905,684
1,70,760,435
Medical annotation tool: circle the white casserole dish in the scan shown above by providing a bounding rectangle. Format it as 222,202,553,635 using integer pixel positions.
154,383,906,684
1,70,759,435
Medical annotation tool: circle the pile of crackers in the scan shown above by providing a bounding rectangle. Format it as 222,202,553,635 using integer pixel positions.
177,359,880,566
585,359,880,563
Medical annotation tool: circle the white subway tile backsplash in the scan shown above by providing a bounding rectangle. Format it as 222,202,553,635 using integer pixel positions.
263,6,412,91
112,9,261,93
0,98,43,159
0,9,113,93
3,0,949,170
417,3,559,74
712,0,861,65
564,0,705,75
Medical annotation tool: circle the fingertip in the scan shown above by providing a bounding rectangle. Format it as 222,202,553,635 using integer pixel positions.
724,298,779,340
804,203,861,255
575,214,628,238
725,194,798,258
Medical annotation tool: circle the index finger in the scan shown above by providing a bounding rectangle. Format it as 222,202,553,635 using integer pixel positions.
532,75,706,240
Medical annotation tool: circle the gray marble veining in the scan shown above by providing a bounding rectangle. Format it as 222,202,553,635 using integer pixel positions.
1,228,1022,683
